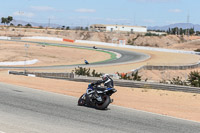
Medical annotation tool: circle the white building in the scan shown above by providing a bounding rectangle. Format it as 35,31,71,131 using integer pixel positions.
90,24,147,33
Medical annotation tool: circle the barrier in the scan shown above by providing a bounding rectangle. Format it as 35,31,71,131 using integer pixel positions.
22,36,63,41
75,40,200,55
63,38,74,43
130,61,200,73
9,71,200,94
8,71,74,79
0,36,11,40
21,36,74,43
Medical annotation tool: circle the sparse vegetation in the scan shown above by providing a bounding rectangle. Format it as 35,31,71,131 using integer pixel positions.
159,71,200,88
145,33,159,36
116,71,142,81
187,71,200,87
73,67,102,77
194,49,200,52
160,79,169,84
169,76,187,86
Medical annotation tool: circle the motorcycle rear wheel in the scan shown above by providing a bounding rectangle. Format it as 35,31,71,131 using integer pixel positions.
95,95,111,110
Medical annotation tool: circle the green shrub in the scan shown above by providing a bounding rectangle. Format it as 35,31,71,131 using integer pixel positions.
188,71,200,87
194,49,200,52
169,76,187,86
145,33,159,36
74,67,102,77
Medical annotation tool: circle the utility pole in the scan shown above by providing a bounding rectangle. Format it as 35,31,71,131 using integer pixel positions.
187,12,190,41
48,18,51,28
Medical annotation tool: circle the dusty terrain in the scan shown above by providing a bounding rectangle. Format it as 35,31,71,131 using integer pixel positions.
1,27,200,50
140,68,200,82
0,40,110,66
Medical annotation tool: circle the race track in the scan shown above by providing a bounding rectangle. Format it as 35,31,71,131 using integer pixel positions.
0,82,200,133
0,40,150,69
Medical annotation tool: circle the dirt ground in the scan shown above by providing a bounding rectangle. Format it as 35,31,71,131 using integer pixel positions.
0,71,199,122
0,39,200,122
0,40,110,66
140,68,200,82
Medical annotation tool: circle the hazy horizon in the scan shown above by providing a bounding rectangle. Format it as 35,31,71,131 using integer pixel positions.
0,0,199,27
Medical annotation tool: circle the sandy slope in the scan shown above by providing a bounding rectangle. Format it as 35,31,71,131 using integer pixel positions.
0,40,110,66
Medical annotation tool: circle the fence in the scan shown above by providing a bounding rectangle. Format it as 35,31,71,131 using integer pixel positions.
8,71,200,94
8,71,74,79
131,62,200,73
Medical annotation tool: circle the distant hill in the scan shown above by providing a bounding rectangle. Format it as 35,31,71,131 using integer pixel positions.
148,23,200,31
8,19,62,28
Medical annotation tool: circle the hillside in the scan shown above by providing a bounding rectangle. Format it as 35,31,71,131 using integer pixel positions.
0,27,200,50
148,23,200,31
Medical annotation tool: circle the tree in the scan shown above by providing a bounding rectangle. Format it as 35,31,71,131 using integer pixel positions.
17,24,23,27
39,26,43,29
196,31,200,35
66,26,70,30
25,23,32,27
1,16,13,25
189,27,195,35
7,16,13,23
61,25,65,30
179,28,183,35
85,27,89,31
10,23,14,26
1,17,7,25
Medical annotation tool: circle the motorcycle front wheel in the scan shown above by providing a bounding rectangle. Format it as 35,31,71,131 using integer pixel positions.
78,94,86,106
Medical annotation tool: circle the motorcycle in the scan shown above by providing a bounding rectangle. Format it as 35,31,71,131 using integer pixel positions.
78,82,117,110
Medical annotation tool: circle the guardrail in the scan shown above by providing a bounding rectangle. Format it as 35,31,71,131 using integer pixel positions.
8,71,200,94
143,62,200,70
131,62,200,73
8,71,74,79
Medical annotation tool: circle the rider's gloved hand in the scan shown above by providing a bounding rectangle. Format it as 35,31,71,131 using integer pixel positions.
91,83,95,86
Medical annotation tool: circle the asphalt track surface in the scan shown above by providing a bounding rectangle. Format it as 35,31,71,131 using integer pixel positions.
0,82,200,133
0,40,150,69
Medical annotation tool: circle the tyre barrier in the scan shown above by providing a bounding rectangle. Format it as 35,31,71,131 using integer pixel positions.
9,71,200,94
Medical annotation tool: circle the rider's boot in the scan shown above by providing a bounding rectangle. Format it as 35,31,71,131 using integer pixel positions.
93,91,102,102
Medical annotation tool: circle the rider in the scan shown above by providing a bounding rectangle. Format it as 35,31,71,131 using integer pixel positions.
99,74,114,89
92,74,114,101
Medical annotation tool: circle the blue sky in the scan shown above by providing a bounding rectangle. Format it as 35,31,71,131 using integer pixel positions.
0,0,199,27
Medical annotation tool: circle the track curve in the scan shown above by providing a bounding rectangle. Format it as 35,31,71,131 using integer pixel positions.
0,40,150,69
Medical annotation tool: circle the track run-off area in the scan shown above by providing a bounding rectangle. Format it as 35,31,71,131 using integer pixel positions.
0,39,150,70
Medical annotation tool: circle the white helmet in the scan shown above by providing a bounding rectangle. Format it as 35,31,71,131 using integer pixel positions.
102,74,109,81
